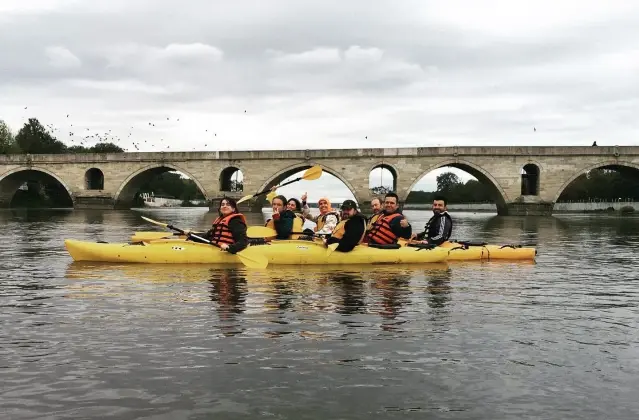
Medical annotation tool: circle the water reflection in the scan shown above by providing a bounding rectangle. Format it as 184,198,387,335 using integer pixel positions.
425,267,453,310
330,272,367,315
208,269,247,337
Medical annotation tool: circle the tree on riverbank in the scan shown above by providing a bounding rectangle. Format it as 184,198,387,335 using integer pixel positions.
406,169,639,204
558,169,639,201
406,172,493,204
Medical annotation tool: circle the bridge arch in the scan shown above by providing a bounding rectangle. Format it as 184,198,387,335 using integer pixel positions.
402,158,509,211
219,166,244,192
113,163,209,208
369,162,399,193
551,160,639,203
255,162,361,209
0,166,74,207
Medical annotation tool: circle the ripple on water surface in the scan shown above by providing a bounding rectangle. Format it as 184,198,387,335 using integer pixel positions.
1,209,639,419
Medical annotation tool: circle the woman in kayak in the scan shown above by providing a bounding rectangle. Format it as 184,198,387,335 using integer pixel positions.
201,197,249,254
265,195,303,239
300,193,340,235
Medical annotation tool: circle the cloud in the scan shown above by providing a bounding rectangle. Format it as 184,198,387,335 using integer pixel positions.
1,0,639,199
44,46,81,68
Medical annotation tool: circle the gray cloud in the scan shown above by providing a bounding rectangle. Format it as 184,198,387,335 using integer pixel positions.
1,0,639,198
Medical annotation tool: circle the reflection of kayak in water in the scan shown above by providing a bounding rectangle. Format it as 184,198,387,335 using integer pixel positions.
64,238,451,265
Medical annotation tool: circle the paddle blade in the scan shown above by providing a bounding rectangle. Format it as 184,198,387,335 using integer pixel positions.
236,251,269,269
326,242,339,256
236,194,254,205
141,216,169,228
302,165,323,181
266,191,277,202
247,226,277,238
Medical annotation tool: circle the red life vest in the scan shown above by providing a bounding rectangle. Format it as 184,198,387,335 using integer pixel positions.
364,212,403,245
210,213,247,245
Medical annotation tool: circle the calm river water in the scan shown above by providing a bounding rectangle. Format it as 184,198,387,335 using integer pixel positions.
1,208,639,419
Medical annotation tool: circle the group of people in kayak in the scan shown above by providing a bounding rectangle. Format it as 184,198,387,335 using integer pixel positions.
199,192,453,255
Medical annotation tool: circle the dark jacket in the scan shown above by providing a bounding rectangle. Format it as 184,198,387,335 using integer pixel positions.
416,211,453,245
202,216,248,254
326,213,367,252
273,209,295,239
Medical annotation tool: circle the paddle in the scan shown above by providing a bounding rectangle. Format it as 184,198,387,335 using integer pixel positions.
236,165,323,205
140,216,268,269
326,242,339,256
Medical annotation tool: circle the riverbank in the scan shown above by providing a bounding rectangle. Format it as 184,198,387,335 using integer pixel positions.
404,201,637,214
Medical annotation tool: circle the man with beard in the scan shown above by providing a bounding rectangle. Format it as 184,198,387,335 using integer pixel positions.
412,195,453,246
325,200,368,252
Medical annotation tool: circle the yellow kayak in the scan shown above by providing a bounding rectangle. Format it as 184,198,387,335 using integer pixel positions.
441,241,537,261
64,238,450,265
128,231,537,261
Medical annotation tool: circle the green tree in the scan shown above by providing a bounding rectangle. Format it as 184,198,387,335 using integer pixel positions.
436,172,460,193
15,118,67,154
89,142,124,153
0,120,20,154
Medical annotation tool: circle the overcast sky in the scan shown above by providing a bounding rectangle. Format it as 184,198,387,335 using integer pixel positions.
2,0,639,202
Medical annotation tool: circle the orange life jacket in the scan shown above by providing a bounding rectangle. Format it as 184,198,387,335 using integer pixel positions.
366,212,382,232
210,213,247,245
315,211,340,232
364,212,403,245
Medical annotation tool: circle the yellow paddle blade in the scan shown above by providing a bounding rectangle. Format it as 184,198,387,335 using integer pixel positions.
236,194,254,205
302,165,323,181
235,250,269,269
247,226,277,238
266,191,277,202
325,242,339,256
141,216,169,228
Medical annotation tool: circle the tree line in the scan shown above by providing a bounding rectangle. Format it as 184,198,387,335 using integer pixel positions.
402,169,639,203
1,118,204,207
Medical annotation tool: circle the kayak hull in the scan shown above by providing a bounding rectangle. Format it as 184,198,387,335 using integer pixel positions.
126,234,537,261
64,239,450,265
440,241,537,260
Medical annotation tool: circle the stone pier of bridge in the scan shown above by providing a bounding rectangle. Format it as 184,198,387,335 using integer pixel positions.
1,146,638,216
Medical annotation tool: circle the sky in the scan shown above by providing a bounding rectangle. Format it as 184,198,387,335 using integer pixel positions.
2,0,639,202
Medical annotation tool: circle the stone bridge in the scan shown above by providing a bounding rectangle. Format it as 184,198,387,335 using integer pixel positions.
1,146,638,215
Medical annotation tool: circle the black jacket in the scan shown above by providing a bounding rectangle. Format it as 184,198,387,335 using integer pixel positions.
326,213,367,252
416,211,453,245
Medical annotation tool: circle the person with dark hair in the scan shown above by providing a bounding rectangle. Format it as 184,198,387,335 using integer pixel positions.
200,197,248,254
364,192,412,245
265,195,300,240
325,200,367,252
412,195,453,246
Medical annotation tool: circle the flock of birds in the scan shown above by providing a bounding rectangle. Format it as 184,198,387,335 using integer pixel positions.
17,107,255,153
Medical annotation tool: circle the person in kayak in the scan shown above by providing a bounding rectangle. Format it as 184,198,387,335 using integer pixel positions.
200,197,248,254
411,195,453,246
366,197,383,232
325,199,368,252
301,193,340,235
364,192,412,245
265,195,303,239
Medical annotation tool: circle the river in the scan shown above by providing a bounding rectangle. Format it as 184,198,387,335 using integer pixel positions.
1,208,638,419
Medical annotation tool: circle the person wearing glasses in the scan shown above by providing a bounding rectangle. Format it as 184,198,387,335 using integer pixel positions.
201,197,249,254
364,192,412,245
